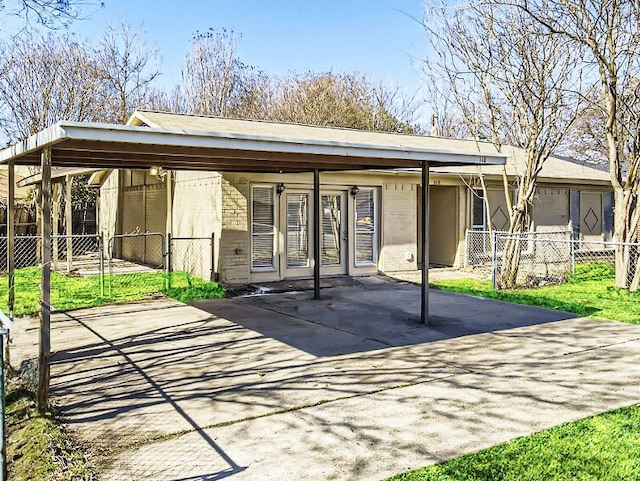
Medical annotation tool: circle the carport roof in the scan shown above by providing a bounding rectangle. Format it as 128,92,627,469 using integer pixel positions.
0,110,507,172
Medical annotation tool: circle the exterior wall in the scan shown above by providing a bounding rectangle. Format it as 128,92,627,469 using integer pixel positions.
533,186,570,231
216,171,419,283
428,185,458,266
171,171,222,281
219,175,251,284
380,182,418,271
98,170,120,252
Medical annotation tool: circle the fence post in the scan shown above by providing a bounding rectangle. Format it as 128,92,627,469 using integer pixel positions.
166,233,172,289
570,232,576,274
211,232,216,282
491,231,498,290
107,236,113,298
464,229,470,269
99,233,105,297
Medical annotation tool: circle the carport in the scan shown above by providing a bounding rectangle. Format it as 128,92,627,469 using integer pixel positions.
0,118,506,411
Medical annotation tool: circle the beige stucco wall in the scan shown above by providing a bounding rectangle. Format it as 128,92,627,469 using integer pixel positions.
381,182,418,272
98,170,119,254
170,171,222,281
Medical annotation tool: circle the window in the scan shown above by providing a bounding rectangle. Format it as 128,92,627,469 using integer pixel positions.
355,188,377,266
251,185,276,270
286,193,309,268
472,188,485,229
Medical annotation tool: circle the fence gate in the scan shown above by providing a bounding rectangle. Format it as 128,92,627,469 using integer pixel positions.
167,234,215,283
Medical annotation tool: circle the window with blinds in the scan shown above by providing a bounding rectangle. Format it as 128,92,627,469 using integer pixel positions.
321,194,341,266
355,189,376,265
251,185,276,270
286,193,309,268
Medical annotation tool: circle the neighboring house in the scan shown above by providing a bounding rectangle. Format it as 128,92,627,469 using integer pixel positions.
428,150,612,266
0,166,34,235
98,111,611,283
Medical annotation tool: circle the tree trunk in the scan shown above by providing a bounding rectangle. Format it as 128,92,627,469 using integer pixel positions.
496,208,526,289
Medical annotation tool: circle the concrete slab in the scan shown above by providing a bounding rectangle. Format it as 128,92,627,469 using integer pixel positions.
9,283,640,480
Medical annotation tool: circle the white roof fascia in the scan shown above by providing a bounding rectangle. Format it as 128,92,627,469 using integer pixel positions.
0,121,509,165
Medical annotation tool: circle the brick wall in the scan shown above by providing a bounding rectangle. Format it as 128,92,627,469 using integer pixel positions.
219,177,250,284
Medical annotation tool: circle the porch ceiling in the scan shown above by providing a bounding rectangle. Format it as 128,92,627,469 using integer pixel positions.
0,121,507,172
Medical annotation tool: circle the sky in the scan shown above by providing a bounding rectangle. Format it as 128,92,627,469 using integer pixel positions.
2,0,432,121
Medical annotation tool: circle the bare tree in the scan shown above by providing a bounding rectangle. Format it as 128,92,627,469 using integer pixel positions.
94,22,161,124
512,0,640,289
2,0,102,29
0,32,103,143
178,29,270,119
425,1,584,288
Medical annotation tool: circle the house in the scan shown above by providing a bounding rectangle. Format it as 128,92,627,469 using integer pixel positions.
97,111,611,284
428,148,612,266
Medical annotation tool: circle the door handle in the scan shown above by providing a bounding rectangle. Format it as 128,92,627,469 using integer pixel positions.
342,232,348,241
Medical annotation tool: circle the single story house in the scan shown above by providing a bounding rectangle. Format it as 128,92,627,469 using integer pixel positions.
95,111,612,284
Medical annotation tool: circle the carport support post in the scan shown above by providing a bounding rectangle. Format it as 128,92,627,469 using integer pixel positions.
37,146,52,414
421,161,429,324
65,175,73,273
7,161,14,322
313,169,321,300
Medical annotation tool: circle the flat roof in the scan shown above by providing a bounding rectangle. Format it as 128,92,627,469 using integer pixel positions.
0,114,507,172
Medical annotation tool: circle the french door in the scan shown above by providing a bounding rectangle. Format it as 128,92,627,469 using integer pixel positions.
281,190,347,278
320,191,347,275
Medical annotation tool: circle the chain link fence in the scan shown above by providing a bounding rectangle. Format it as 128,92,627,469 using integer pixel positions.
0,231,220,315
490,232,639,290
465,229,571,274
107,232,166,297
167,235,215,285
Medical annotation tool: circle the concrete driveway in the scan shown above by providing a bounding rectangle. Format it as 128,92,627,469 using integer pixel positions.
11,278,640,480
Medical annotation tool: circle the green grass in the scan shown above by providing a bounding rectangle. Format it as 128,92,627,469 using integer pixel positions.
0,267,225,316
387,403,640,481
6,376,94,480
433,263,640,324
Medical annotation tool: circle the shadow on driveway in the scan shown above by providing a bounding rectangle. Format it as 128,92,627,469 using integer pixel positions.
192,282,577,357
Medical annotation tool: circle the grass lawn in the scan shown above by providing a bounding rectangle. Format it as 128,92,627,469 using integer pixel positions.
0,266,225,316
432,264,640,324
387,403,640,481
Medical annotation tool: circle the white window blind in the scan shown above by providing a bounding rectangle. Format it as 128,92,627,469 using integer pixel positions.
286,193,309,268
251,186,276,270
355,189,376,265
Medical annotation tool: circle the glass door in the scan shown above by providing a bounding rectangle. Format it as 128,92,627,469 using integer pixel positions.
321,191,347,275
283,191,313,278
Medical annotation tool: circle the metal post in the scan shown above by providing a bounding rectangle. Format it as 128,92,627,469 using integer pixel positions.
491,230,498,290
38,146,52,414
313,169,321,300
65,176,73,273
52,184,59,271
420,162,429,324
99,233,105,297
464,229,470,269
7,161,14,323
166,233,173,289
211,232,216,282
0,328,6,481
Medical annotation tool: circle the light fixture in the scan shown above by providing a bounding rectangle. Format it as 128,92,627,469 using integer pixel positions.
276,182,286,195
149,166,167,181
350,185,360,197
